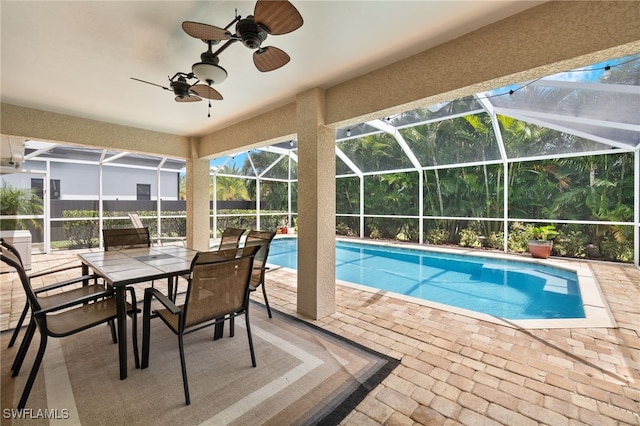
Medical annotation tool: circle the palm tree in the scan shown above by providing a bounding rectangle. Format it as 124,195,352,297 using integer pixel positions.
0,181,42,230
215,165,250,201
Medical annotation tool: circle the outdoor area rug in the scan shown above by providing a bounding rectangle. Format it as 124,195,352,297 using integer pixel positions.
1,301,399,425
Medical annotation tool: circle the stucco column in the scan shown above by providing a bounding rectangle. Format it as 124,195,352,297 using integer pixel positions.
186,138,210,251
296,87,336,319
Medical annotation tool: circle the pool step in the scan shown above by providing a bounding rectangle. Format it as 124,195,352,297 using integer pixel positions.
479,264,579,295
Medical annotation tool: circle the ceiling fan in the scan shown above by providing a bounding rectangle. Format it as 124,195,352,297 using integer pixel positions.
130,72,222,116
130,72,223,102
182,0,304,84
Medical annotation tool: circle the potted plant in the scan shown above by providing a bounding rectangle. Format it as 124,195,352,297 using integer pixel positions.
278,218,288,234
527,225,558,259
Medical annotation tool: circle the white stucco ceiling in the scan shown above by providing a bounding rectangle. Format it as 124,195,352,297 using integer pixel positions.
1,1,543,137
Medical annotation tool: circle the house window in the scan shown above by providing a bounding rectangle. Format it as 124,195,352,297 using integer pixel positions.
50,179,60,200
137,184,151,201
31,178,43,199
31,179,60,200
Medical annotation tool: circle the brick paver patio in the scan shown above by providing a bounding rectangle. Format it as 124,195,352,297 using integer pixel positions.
2,247,639,425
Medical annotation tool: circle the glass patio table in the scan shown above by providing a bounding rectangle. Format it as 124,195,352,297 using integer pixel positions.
78,245,198,379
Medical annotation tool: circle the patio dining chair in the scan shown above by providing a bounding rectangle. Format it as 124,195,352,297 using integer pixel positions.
1,238,111,351
141,246,259,405
215,227,247,251
1,245,139,410
171,226,247,306
243,230,277,318
102,227,174,298
102,227,151,251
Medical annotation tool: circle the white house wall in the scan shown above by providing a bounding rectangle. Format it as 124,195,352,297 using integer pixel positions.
1,160,180,200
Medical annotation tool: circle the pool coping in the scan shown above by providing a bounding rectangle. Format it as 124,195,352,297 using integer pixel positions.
273,236,617,330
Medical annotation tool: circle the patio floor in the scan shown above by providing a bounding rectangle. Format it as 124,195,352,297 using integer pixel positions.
1,247,639,425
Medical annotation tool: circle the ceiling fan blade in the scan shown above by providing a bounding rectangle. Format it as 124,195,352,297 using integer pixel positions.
253,46,290,72
254,0,303,35
182,21,232,41
191,84,223,100
131,77,171,91
175,95,202,103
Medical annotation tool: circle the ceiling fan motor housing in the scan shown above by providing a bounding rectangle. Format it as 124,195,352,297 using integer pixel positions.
237,16,268,49
170,79,191,98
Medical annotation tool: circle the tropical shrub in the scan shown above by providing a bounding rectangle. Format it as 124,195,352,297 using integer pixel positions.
369,227,382,239
396,221,419,242
459,228,482,248
598,227,634,262
426,228,449,245
336,222,351,236
508,222,531,252
62,210,98,248
0,182,42,231
553,229,587,258
336,217,359,237
486,231,504,249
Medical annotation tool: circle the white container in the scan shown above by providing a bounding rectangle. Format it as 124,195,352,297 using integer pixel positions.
0,230,32,270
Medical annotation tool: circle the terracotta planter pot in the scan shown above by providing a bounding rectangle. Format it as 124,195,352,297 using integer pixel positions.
528,240,553,259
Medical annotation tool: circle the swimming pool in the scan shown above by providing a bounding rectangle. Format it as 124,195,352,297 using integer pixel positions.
268,238,585,320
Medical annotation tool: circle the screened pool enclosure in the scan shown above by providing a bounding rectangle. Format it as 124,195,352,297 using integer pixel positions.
2,54,639,265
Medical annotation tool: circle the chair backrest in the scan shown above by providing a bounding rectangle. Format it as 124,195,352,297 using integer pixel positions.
128,213,144,228
103,227,151,251
183,246,258,329
217,227,246,251
244,230,277,288
0,245,39,312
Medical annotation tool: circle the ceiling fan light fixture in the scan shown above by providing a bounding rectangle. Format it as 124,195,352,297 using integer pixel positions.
192,62,228,85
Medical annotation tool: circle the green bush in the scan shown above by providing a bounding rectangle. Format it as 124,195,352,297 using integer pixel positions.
396,222,419,242
554,229,587,258
600,239,633,262
508,222,531,253
486,231,504,249
599,228,634,262
369,227,382,239
62,210,99,248
216,210,285,235
124,210,185,237
336,222,351,235
459,228,482,248
426,228,449,245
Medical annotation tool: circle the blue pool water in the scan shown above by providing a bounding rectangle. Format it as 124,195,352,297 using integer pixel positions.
268,238,584,320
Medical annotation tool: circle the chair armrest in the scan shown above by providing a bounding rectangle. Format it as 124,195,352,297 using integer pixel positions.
144,287,180,315
32,274,100,294
28,264,83,279
253,266,270,271
125,286,138,306
33,288,115,315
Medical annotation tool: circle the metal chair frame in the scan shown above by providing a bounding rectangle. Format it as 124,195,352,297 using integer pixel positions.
1,246,139,410
141,246,258,405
